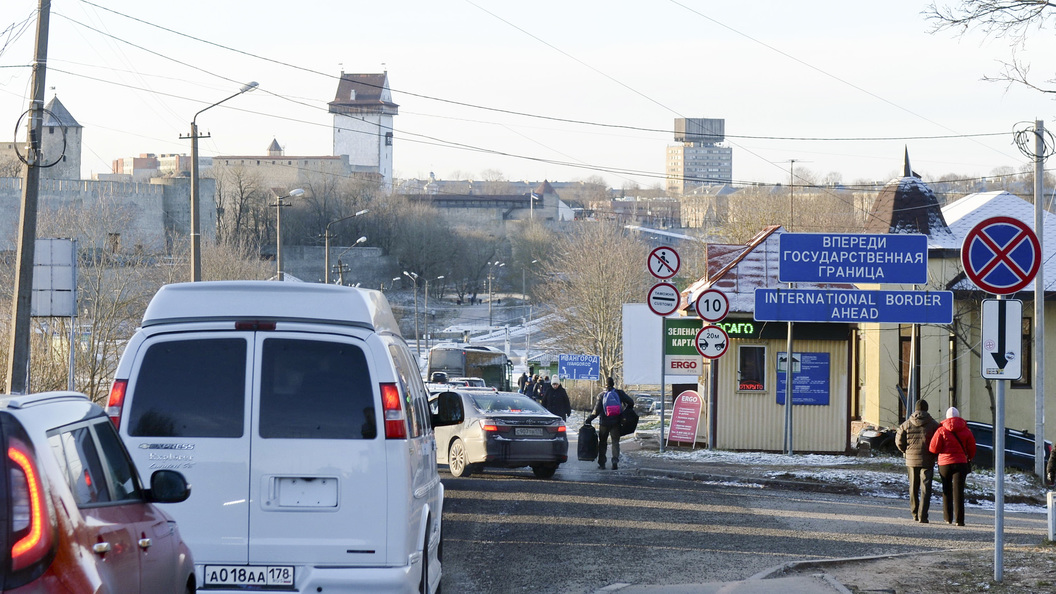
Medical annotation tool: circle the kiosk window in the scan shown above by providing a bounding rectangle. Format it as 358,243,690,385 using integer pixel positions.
738,346,766,391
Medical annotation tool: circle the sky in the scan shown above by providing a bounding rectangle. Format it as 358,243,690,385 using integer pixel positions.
3,0,1056,190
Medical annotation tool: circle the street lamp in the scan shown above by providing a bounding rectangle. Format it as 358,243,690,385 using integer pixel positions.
275,188,304,281
487,261,505,327
424,275,444,352
185,81,258,282
404,271,420,356
335,236,367,285
323,209,369,283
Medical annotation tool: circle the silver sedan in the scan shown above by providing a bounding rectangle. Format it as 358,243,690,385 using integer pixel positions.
430,390,568,478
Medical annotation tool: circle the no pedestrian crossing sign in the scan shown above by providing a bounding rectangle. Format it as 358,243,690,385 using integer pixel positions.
647,246,680,280
961,217,1040,295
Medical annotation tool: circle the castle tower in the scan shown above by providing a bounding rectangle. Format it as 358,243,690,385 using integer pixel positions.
40,95,82,180
267,138,283,157
328,72,398,191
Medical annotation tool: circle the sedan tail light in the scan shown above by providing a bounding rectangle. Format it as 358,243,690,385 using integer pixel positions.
7,438,55,574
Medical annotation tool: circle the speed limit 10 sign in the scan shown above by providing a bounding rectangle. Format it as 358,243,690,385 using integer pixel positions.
694,288,729,323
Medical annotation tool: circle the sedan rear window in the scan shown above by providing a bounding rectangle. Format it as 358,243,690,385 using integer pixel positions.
259,339,375,439
469,394,548,414
128,338,247,438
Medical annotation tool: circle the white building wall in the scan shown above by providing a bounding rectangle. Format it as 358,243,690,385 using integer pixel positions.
333,113,393,191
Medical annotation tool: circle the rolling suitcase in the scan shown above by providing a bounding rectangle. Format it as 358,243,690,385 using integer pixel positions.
578,424,599,461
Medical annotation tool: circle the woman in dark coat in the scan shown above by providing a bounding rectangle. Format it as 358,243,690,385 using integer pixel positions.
542,378,572,420
928,407,976,526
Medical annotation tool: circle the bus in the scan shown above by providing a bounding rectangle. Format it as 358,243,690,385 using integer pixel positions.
427,343,513,391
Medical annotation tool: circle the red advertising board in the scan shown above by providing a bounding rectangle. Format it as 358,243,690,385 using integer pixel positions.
667,390,703,445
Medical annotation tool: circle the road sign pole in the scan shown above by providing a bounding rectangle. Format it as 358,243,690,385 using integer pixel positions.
659,318,666,453
995,294,1006,582
784,322,794,455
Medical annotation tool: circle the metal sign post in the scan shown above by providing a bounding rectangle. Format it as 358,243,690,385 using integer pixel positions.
963,218,1040,584
647,246,680,453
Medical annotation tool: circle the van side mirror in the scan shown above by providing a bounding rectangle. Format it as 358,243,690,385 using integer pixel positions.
431,391,464,427
148,469,191,503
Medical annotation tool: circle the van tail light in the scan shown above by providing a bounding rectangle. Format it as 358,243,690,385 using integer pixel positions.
7,439,54,573
106,379,128,428
380,383,407,439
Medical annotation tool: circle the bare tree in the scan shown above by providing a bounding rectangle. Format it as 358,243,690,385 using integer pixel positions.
213,164,269,247
536,222,654,386
509,220,557,300
0,155,23,178
478,169,512,195
926,1,1056,93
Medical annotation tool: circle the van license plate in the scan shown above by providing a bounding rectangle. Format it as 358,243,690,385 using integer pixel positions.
204,565,294,588
515,427,544,436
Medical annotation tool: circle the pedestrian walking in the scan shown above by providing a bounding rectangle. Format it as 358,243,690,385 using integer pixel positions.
517,371,528,393
536,376,551,402
542,377,572,420
584,377,634,470
895,399,940,523
928,407,976,526
524,374,538,397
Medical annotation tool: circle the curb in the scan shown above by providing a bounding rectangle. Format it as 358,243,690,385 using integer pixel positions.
632,464,1049,507
635,467,863,496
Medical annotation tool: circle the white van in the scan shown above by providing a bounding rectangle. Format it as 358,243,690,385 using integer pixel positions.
106,281,460,593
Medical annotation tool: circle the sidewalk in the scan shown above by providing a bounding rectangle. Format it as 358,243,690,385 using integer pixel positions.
579,420,1054,593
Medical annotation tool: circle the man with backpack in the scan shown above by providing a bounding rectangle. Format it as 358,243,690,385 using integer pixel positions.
585,377,635,470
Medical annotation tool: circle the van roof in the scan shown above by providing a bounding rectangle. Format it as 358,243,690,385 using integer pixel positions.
141,281,402,334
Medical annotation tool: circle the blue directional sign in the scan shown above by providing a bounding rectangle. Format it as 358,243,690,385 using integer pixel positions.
754,289,953,324
779,233,928,284
558,354,600,381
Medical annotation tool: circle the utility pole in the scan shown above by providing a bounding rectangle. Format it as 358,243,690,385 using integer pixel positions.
7,0,51,394
1034,120,1046,480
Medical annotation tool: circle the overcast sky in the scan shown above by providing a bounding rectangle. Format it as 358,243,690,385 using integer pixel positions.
3,0,1055,189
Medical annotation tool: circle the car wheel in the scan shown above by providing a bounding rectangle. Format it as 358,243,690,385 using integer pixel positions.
531,463,557,479
449,439,472,477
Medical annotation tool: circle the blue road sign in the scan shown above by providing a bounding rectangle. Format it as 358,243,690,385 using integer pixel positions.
558,354,600,381
754,288,953,324
779,233,928,284
961,216,1040,295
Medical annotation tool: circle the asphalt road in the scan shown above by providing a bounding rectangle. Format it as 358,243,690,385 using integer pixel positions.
439,458,1047,593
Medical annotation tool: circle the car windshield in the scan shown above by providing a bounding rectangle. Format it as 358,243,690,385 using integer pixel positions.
470,393,548,414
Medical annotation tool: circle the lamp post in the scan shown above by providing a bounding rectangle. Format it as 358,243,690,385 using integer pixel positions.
487,261,505,327
185,81,258,282
323,209,369,283
404,271,420,356
335,236,367,285
522,258,537,317
424,275,444,352
275,188,304,281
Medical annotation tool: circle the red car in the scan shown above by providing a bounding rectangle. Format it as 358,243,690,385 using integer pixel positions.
2,392,193,593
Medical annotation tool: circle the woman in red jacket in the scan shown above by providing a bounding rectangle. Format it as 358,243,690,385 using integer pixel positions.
929,407,976,526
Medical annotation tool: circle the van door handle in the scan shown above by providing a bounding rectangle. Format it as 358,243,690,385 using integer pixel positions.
139,538,153,549
93,542,111,554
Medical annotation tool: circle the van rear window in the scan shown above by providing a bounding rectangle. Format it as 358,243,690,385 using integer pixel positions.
259,339,376,439
128,338,247,438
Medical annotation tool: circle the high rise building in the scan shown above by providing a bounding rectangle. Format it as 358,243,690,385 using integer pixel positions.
665,118,732,194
